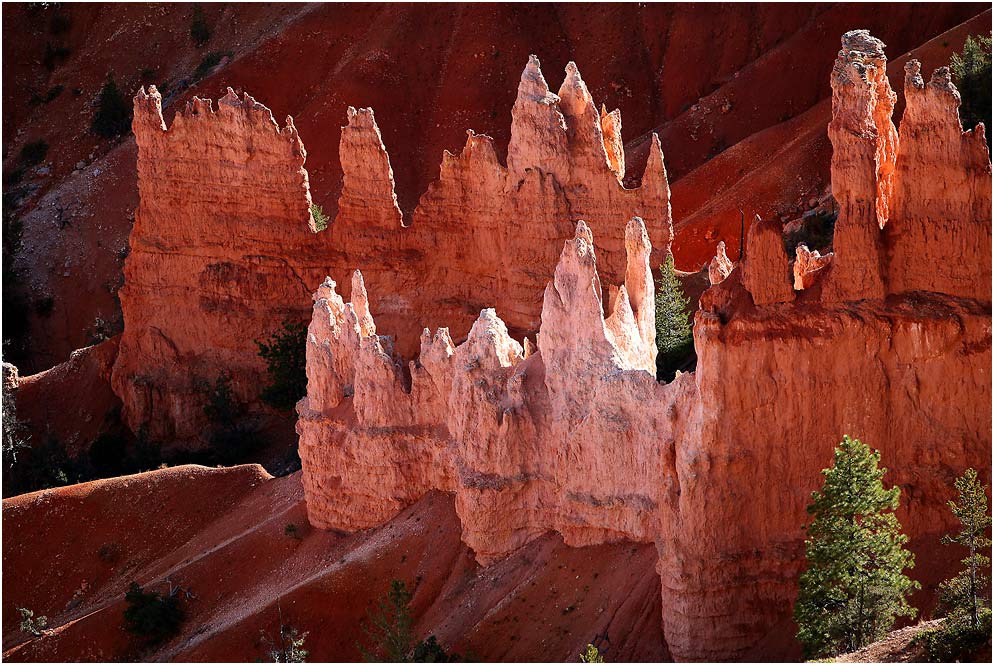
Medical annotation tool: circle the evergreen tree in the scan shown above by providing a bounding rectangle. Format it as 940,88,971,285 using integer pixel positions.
950,35,992,151
91,74,131,138
654,254,693,382
938,468,991,628
359,580,415,662
794,436,920,659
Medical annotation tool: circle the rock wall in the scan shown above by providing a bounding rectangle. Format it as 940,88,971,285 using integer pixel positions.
299,32,991,661
113,58,672,442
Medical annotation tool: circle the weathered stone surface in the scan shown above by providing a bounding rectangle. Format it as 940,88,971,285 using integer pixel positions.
822,30,896,303
884,61,992,301
113,58,673,442
742,216,795,305
708,240,734,285
793,244,833,290
298,32,991,662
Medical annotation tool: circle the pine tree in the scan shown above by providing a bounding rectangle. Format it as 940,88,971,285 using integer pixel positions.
938,468,991,628
359,580,415,662
950,35,992,150
654,254,693,382
91,74,131,138
794,436,920,659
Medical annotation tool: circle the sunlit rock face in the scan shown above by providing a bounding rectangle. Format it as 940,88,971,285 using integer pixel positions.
113,57,673,443
297,33,990,661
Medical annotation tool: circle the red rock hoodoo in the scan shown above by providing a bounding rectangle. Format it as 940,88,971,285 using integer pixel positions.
112,57,671,442
298,30,991,661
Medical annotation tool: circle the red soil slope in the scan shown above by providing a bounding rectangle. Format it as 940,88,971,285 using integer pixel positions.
2,3,984,371
2,466,667,662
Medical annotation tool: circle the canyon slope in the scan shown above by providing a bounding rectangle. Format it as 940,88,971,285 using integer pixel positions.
297,31,991,660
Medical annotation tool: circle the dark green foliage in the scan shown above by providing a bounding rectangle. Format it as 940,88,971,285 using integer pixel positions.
914,608,992,662
359,580,463,662
19,140,49,166
42,42,70,71
88,431,129,477
49,13,71,35
284,523,302,540
310,203,329,232
938,468,992,627
950,35,992,150
91,75,131,138
122,582,184,642
193,51,233,81
257,321,308,411
190,4,211,47
201,374,265,465
794,436,920,659
2,382,29,471
18,608,47,637
654,254,694,382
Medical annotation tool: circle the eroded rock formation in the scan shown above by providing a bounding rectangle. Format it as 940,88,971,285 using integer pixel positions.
113,58,672,442
299,32,991,661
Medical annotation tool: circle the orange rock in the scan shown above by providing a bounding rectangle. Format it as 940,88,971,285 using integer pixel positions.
708,240,734,286
793,244,833,290
113,59,673,443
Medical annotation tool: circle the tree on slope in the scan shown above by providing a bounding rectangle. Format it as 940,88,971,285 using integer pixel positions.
938,468,991,628
654,254,693,382
794,436,920,659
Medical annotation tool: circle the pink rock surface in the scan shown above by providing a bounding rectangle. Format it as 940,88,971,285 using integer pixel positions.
113,58,672,442
298,32,991,661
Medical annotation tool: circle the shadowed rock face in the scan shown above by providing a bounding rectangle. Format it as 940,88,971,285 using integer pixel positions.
299,33,991,661
112,58,672,443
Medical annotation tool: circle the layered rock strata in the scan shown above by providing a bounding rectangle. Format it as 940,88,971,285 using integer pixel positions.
299,32,991,661
113,58,672,441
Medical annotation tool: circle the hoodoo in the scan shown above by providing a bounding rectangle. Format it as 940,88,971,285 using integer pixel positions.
112,57,672,443
297,31,991,660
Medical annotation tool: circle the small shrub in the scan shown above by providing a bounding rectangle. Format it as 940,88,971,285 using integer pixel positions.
310,203,329,232
284,523,302,540
359,580,463,662
91,75,131,138
580,643,605,663
19,140,49,166
914,609,992,662
190,4,212,47
42,42,70,71
49,13,71,35
18,608,47,637
122,581,184,642
193,50,232,81
201,375,265,465
98,542,122,563
256,321,308,411
262,615,309,663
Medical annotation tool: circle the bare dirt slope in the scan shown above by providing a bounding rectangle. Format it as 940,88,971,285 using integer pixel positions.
2,466,667,662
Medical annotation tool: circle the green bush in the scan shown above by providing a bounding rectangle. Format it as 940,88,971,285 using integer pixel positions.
201,374,265,465
91,75,131,138
193,51,232,81
580,644,605,663
18,608,47,637
123,581,184,642
951,35,992,150
310,203,329,232
19,140,49,166
654,255,694,382
190,4,211,47
359,580,464,662
914,609,992,662
42,42,70,71
257,321,308,411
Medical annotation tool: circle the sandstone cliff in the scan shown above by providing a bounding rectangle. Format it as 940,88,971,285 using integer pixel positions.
298,31,991,661
113,58,672,442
